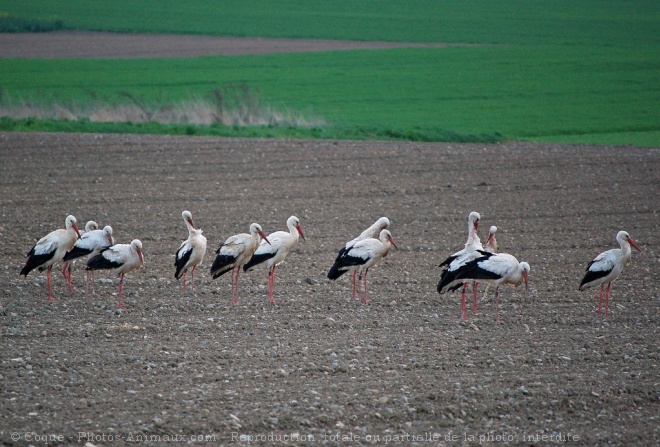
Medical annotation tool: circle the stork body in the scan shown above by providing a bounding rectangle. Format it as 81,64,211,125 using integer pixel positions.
20,215,81,302
243,216,305,304
174,211,207,293
210,223,270,304
63,224,114,296
330,217,390,300
579,231,641,317
328,229,398,304
438,211,482,319
438,250,529,321
87,239,144,309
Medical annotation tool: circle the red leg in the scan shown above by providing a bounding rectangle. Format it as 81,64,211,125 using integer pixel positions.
47,265,55,302
117,274,125,309
67,262,73,293
597,284,604,315
363,270,370,304
495,286,500,322
473,281,479,313
190,266,196,291
460,283,468,321
235,267,241,304
605,283,611,318
352,270,357,301
91,270,97,295
268,266,276,303
231,267,239,305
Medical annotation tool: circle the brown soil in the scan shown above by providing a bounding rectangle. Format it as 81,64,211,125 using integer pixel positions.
0,31,466,59
0,132,658,446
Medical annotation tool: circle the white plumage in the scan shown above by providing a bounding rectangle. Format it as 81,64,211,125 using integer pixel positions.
330,217,390,300
87,239,144,309
63,224,114,295
20,215,81,302
579,230,641,317
210,223,270,304
438,250,530,321
328,229,398,303
174,210,207,293
243,216,305,303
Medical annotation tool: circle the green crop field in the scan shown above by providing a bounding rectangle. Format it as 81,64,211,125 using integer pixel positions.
0,0,658,146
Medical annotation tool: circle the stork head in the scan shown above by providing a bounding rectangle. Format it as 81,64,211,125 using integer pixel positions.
103,225,114,246
131,239,145,267
468,211,480,231
85,220,99,232
618,231,641,253
288,216,305,241
380,229,399,250
520,262,530,291
251,223,271,245
66,215,81,238
485,225,497,245
182,210,195,229
376,216,390,231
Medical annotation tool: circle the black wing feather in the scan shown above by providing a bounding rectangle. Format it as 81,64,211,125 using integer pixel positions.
20,246,55,276
243,251,277,272
209,253,236,279
63,245,93,262
174,246,193,279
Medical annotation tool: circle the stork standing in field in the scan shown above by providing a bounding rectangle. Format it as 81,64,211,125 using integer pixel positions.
328,229,398,304
579,230,641,317
86,239,144,309
63,224,114,296
438,211,482,319
174,210,207,293
209,223,271,305
438,250,530,321
20,215,81,302
243,216,305,304
61,220,98,291
330,217,390,300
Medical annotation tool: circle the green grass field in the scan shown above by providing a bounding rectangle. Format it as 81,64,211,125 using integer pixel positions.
0,0,658,146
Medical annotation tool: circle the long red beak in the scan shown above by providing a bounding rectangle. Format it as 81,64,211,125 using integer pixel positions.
137,249,145,266
390,237,399,250
189,218,195,229
73,223,81,238
523,271,529,292
108,235,115,245
297,225,305,241
484,233,493,245
259,231,271,245
628,237,642,253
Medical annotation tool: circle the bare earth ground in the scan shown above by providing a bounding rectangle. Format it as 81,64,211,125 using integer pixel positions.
0,31,464,59
0,132,658,446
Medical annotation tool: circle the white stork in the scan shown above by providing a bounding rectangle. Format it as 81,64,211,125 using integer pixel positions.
484,225,498,253
61,220,99,291
210,223,271,305
63,224,114,296
328,229,398,304
86,239,145,309
438,211,482,319
174,210,207,293
243,216,305,304
438,250,530,321
20,215,81,302
579,230,641,317
330,217,390,300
